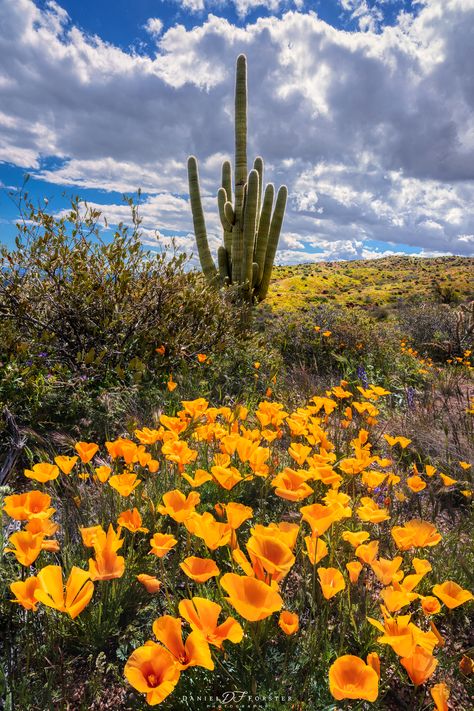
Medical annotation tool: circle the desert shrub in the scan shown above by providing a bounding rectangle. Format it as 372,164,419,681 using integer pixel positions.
0,194,255,446
398,303,459,358
433,281,461,304
256,304,406,387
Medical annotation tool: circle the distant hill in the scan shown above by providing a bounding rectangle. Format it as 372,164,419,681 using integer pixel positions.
268,255,474,311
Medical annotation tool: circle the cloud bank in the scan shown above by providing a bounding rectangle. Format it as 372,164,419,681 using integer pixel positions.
0,0,473,260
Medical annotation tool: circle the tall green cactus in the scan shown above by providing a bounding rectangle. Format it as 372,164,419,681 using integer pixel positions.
187,54,287,303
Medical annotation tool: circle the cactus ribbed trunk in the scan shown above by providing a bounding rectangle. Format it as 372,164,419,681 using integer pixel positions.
187,156,217,282
258,185,288,301
234,54,247,220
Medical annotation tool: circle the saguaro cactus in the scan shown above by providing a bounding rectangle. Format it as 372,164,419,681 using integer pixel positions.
187,54,287,302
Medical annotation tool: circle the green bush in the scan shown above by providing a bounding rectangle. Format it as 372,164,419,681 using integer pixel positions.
0,193,257,448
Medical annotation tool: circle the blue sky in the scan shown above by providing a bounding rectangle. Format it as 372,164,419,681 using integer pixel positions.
1,0,473,262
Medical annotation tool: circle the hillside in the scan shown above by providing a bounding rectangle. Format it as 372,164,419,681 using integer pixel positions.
268,255,474,311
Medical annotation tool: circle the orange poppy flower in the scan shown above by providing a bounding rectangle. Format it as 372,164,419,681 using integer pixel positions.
342,530,370,548
161,440,197,471
355,540,379,564
300,502,349,536
135,427,162,445
220,573,283,621
215,502,253,530
197,353,207,363
432,581,474,609
383,435,411,449
105,438,137,462
5,531,44,566
356,497,390,524
368,611,416,657
431,682,449,711
108,473,142,497
210,465,244,490
136,574,162,593
24,463,59,483
10,576,41,611
152,615,214,670
246,532,295,583
166,374,177,392
391,520,442,550
329,655,379,702
346,560,363,584
54,455,78,475
147,459,160,474
439,473,457,487
421,596,442,616
3,490,55,521
34,565,94,619
180,397,209,419
95,465,112,483
40,538,60,553
271,468,313,502
407,475,426,493
361,470,386,490
288,443,312,466
124,642,180,705
267,521,301,550
25,517,58,537
304,534,328,565
80,525,106,547
148,533,178,558
185,512,231,550
74,441,99,464
88,524,125,581
366,652,380,678
278,611,299,635
179,557,220,583
412,557,432,575
318,567,346,600
117,508,149,533
157,490,200,523
338,456,369,476
370,556,403,586
178,597,243,648
400,646,437,686
160,416,187,437
182,468,212,488
380,585,417,613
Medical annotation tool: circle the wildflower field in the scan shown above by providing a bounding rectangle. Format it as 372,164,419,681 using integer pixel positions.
0,171,473,711
1,235,473,710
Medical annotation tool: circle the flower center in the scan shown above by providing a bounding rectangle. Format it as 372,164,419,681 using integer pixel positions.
146,673,159,688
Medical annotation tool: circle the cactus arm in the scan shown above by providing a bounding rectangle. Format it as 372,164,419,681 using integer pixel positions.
222,160,232,206
224,202,235,225
234,54,247,220
217,160,234,258
254,183,274,283
242,169,259,290
217,245,230,283
257,184,287,301
253,156,263,232
218,187,233,258
187,156,217,282
218,188,232,232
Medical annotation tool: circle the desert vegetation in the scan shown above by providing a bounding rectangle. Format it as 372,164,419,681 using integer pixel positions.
0,187,473,711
